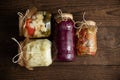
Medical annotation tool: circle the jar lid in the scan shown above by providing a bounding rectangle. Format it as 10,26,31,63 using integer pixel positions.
55,13,73,19
85,20,96,26
61,13,73,19
55,13,73,23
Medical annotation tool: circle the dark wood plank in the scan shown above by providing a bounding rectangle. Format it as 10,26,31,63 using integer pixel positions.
0,65,120,80
0,0,120,26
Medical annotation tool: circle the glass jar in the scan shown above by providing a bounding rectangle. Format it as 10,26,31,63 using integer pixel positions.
54,13,75,61
76,20,97,55
18,8,51,38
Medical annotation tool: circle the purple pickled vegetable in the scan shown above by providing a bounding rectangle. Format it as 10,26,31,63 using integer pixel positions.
57,19,75,61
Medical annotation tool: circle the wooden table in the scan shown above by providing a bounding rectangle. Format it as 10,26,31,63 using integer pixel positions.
0,0,120,80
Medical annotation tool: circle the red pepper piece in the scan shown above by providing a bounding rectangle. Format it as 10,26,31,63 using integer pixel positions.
25,19,35,36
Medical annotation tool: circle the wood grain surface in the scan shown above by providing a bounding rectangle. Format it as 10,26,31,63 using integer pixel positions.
0,0,120,80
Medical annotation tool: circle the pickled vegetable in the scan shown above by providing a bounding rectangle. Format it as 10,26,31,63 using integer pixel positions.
76,20,97,55
18,7,51,38
55,11,75,61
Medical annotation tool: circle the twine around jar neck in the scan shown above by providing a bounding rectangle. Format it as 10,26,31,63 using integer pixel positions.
17,9,30,22
58,9,63,20
74,12,97,33
74,12,89,29
11,38,24,63
57,9,73,21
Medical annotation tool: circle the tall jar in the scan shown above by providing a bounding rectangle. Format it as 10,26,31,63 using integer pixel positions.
54,13,75,61
75,20,97,55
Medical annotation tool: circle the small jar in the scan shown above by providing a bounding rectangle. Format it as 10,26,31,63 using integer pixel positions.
16,39,52,70
54,13,75,61
76,20,97,55
18,8,51,38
